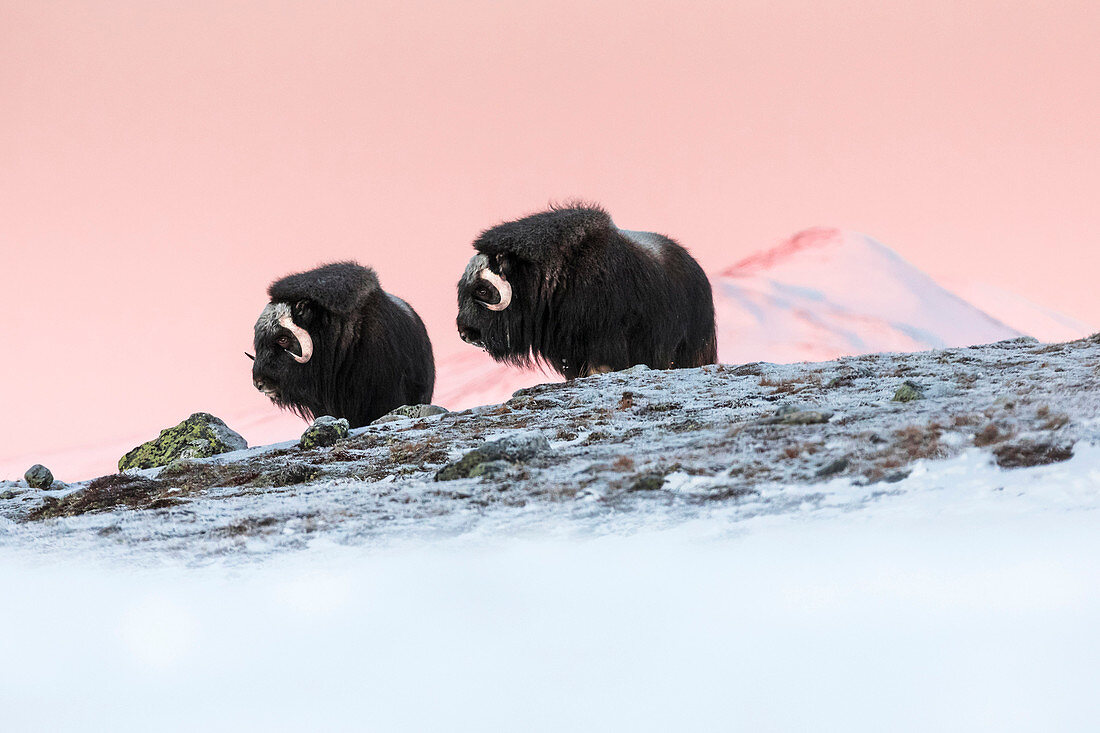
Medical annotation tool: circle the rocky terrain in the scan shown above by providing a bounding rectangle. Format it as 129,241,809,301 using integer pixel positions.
2,333,1098,563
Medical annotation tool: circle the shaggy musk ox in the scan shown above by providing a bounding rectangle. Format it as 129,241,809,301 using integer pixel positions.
251,262,435,427
456,206,717,379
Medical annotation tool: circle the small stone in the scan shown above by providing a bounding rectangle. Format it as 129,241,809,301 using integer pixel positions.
756,407,833,425
815,457,850,477
477,432,551,463
781,410,833,425
435,449,490,481
299,416,350,450
435,431,552,481
629,472,666,492
892,381,924,402
24,464,53,489
371,404,449,424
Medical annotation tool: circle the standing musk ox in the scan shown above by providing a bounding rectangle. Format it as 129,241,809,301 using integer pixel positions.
456,206,717,379
250,262,435,427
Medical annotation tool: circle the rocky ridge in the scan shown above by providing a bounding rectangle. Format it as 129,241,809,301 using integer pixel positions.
1,333,1098,562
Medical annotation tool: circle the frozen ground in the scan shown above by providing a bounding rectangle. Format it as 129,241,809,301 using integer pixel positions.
1,334,1098,730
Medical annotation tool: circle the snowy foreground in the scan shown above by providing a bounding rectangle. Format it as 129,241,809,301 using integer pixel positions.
2,335,1099,730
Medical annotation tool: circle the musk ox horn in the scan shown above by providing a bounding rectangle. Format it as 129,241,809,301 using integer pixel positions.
479,268,512,311
277,314,314,364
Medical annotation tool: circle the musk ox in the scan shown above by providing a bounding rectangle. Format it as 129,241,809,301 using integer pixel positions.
250,261,435,427
456,205,717,379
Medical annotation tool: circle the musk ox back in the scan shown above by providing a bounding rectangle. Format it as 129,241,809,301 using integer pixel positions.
456,206,717,379
251,262,434,427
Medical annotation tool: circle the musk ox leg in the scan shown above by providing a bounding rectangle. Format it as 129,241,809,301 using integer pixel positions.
583,365,614,377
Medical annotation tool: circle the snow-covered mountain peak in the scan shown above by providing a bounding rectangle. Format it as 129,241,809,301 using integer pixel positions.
714,229,1022,365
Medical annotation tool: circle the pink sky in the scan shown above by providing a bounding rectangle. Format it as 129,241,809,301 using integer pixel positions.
3,1,1099,481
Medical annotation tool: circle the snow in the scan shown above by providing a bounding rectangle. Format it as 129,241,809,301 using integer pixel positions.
1,449,1098,731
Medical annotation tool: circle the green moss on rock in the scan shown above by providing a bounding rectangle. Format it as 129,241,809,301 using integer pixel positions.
892,381,925,402
299,416,350,450
435,449,490,481
118,413,247,471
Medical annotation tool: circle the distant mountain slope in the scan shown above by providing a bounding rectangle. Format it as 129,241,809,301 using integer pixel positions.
939,278,1094,344
714,228,1021,365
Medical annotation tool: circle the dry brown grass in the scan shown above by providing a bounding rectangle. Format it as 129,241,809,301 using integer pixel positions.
892,423,945,461
758,373,823,394
611,456,635,472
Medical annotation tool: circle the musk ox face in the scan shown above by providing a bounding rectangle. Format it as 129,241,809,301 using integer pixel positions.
456,252,529,362
251,300,320,417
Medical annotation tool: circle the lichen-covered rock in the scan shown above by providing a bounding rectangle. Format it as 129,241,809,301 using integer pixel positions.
757,407,834,425
478,432,551,462
468,460,511,479
629,472,666,491
300,416,350,450
371,404,450,425
118,413,247,471
892,380,925,402
24,464,53,489
436,431,551,481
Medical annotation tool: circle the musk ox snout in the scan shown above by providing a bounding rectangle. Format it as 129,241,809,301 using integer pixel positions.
457,320,483,346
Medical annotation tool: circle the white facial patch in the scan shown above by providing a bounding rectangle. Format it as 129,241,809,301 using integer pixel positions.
462,253,491,287
257,302,293,335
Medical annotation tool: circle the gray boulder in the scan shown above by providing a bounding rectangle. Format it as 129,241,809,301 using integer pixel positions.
118,413,247,471
24,464,53,489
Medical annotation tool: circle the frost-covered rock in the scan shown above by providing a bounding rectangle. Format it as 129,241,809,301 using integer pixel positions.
892,380,925,402
371,404,449,425
118,413,247,471
436,431,551,481
299,416,350,450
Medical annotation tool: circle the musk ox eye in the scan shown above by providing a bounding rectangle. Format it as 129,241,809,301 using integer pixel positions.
473,282,498,304
276,335,291,348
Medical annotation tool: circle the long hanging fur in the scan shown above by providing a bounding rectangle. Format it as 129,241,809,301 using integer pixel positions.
253,261,435,427
456,205,717,379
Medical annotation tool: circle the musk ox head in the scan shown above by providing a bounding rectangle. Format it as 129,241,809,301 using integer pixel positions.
251,261,436,426
251,299,316,413
456,205,717,379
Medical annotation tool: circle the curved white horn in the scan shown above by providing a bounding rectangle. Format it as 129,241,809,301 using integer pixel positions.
479,268,512,311
278,314,314,364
